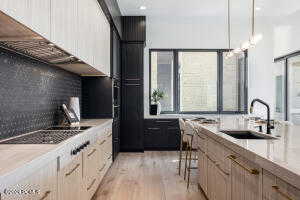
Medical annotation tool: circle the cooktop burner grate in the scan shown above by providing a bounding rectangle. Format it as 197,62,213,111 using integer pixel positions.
0,130,82,144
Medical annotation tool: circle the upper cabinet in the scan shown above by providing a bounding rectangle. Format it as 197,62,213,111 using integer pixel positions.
51,0,78,56
0,0,51,39
0,0,111,77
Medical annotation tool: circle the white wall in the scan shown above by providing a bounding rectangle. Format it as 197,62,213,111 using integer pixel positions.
144,13,300,118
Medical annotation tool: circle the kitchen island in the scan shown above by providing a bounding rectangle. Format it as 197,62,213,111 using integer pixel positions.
195,117,300,200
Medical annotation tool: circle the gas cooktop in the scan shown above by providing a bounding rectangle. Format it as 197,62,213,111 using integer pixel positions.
45,126,92,131
0,130,82,144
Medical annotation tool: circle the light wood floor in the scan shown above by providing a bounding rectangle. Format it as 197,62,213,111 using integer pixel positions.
92,151,206,200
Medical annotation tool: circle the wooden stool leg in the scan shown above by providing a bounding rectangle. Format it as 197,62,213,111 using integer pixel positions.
178,132,183,175
184,142,189,180
187,136,193,189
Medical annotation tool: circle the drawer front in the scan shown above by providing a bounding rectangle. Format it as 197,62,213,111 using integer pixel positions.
263,170,300,200
197,132,207,153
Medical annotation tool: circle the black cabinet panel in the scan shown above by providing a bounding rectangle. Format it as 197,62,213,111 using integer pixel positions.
144,119,180,150
122,16,146,42
113,120,120,160
120,83,144,151
122,43,144,81
82,77,113,118
112,29,121,80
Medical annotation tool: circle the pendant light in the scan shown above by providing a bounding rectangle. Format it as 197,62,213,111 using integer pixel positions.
225,0,234,59
234,0,263,54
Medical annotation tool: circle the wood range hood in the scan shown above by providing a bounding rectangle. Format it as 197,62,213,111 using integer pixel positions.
0,11,104,76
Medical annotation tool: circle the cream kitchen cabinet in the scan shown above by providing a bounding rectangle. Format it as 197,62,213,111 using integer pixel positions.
51,0,78,56
0,0,51,39
1,159,57,200
83,143,100,200
77,0,94,67
197,148,208,194
229,154,262,200
58,154,83,200
263,170,300,200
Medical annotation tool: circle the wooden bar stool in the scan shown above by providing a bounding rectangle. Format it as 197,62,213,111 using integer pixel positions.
185,121,199,189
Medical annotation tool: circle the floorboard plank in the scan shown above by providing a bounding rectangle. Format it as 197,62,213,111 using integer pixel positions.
92,151,206,200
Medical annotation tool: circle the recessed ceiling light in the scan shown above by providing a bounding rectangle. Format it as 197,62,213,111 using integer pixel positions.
140,6,146,10
255,7,261,11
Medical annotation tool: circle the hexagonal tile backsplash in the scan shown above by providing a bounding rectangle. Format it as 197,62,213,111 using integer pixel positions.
0,48,81,140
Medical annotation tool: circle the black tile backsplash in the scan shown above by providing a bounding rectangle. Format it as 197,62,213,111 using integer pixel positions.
0,48,81,140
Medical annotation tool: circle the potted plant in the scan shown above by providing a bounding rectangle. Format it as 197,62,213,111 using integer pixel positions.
150,89,164,115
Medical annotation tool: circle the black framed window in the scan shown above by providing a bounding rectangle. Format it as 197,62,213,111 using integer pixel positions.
150,49,248,114
275,50,300,124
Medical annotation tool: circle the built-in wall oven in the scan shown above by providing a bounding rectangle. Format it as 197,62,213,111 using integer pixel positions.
113,80,121,120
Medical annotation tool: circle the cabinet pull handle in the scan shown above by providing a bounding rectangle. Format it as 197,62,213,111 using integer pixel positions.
39,191,51,200
87,149,97,157
65,164,80,176
107,133,112,137
107,154,112,160
99,164,106,172
206,154,216,163
198,148,205,154
272,186,294,200
99,140,106,145
147,128,160,130
87,179,96,191
215,163,230,176
197,135,205,140
228,155,259,175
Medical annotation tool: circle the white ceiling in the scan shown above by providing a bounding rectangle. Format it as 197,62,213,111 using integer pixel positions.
117,0,300,18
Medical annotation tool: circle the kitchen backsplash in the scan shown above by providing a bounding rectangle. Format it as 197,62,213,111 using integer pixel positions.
0,48,81,140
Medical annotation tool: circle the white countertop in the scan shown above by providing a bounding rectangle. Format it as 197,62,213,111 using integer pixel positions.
194,118,300,189
0,119,113,186
145,114,246,119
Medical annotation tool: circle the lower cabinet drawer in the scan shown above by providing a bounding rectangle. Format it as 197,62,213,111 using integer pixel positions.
1,160,57,200
263,170,300,200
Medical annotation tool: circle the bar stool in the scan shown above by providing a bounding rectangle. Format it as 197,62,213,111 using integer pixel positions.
185,121,199,189
178,118,187,176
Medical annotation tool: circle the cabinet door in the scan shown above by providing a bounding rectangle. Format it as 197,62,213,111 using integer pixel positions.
112,29,121,79
59,154,83,200
215,162,231,200
51,0,77,55
121,83,143,151
0,0,30,28
144,127,163,149
207,157,217,200
1,160,57,200
122,43,144,81
29,0,51,39
167,127,180,150
93,0,110,75
230,156,262,200
263,170,300,200
83,143,100,200
197,149,208,195
77,0,94,66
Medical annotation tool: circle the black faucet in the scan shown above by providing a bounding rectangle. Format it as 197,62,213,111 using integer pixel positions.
250,98,274,134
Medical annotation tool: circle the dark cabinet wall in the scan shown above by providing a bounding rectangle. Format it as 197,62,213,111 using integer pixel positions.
144,119,180,150
122,16,146,42
120,43,144,151
111,28,121,80
82,77,113,118
120,16,146,152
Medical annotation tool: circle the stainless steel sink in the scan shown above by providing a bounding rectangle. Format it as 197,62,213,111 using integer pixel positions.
220,130,277,140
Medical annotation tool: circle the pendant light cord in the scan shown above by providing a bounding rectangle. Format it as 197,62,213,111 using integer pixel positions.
251,0,255,37
227,0,231,52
